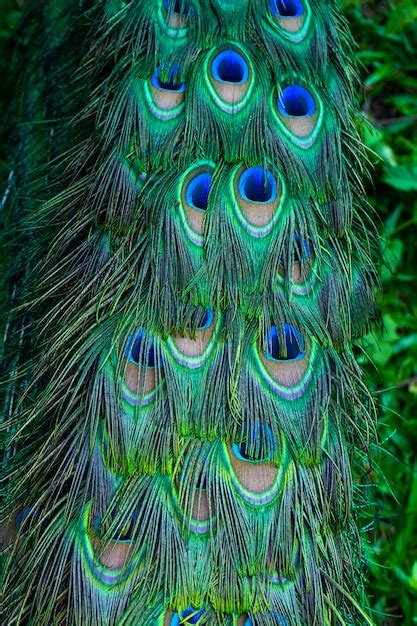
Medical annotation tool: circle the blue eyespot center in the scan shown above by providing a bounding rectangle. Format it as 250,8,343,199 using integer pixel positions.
164,0,183,13
239,167,277,204
232,441,271,463
186,172,212,211
196,467,207,490
294,235,311,261
278,85,315,118
212,49,249,84
164,0,194,16
94,513,137,542
152,67,186,92
113,519,136,541
232,425,274,463
271,0,303,17
15,507,38,529
266,323,305,361
127,330,156,368
190,307,214,330
171,607,205,624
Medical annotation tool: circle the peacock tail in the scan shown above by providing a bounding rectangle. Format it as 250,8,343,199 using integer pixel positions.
0,1,379,624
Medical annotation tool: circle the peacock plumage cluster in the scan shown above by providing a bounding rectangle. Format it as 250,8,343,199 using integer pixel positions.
0,1,379,624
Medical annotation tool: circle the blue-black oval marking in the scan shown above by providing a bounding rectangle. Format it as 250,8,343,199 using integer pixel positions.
266,323,305,361
192,307,214,330
271,0,304,18
239,166,277,203
232,423,274,463
185,172,212,211
170,607,205,624
126,330,157,369
277,85,315,118
212,49,249,85
163,0,195,16
151,67,186,93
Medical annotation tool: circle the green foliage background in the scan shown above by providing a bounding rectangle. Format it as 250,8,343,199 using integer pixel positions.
340,1,417,624
0,0,416,624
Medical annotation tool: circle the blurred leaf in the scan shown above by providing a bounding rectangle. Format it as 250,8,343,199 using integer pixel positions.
383,165,417,191
341,1,417,623
382,237,403,277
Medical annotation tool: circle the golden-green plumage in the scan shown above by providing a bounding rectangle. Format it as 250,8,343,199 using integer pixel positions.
1,1,379,624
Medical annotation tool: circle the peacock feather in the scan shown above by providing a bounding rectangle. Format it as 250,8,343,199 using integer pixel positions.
1,1,379,624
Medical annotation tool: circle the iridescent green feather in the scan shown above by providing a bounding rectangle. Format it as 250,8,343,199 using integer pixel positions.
1,1,379,625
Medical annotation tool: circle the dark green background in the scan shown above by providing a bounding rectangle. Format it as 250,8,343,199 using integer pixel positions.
0,1,416,624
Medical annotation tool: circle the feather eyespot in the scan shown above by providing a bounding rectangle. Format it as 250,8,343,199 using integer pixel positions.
112,517,136,542
90,513,137,570
212,49,248,84
269,0,307,36
228,424,280,503
208,47,252,109
94,512,137,543
271,0,304,17
294,235,311,260
175,448,215,532
189,307,214,331
232,424,275,464
278,236,314,286
235,166,281,231
275,84,319,141
239,167,275,203
258,323,311,391
163,0,194,15
152,67,186,93
128,331,156,368
266,324,305,362
181,166,213,237
149,67,186,113
228,439,280,504
82,505,142,578
122,330,162,402
278,84,315,117
170,608,205,624
169,308,217,365
232,441,270,463
164,0,182,11
195,465,207,491
181,607,205,623
163,0,186,12
163,0,194,26
186,172,211,212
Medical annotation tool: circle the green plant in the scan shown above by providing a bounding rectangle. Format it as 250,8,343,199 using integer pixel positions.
341,1,417,623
